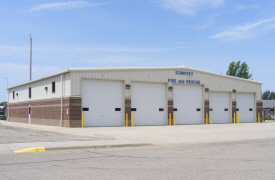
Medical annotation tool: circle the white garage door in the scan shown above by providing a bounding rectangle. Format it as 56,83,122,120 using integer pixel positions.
209,92,231,124
131,82,166,126
236,93,255,123
173,85,203,124
81,79,124,127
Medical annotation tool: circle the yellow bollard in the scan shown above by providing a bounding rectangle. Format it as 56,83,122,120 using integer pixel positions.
169,113,171,126
174,113,176,126
258,113,260,123
210,113,212,124
132,113,134,127
206,113,208,124
234,113,236,124
82,113,84,128
126,113,128,127
238,113,239,124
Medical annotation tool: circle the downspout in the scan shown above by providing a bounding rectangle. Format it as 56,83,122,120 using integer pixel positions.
60,74,63,127
7,89,9,121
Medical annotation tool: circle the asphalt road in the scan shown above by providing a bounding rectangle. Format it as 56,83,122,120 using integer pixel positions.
1,138,275,180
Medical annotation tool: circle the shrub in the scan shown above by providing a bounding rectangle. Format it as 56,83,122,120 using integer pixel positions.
265,116,274,120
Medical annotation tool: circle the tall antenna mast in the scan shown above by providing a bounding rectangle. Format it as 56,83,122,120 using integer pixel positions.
30,34,32,81
30,13,32,81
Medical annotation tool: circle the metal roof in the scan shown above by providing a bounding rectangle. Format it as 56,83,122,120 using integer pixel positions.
262,100,275,109
7,66,262,89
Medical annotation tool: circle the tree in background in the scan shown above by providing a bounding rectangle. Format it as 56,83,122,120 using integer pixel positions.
0,102,6,106
262,91,275,100
226,61,252,79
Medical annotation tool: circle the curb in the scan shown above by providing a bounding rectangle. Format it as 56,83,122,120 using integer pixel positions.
46,143,150,151
14,147,45,153
13,143,150,153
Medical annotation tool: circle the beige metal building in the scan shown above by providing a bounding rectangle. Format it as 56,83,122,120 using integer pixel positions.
6,67,263,127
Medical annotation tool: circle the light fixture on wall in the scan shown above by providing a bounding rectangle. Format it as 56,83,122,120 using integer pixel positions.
125,84,130,89
232,89,236,94
205,88,209,92
168,87,173,91
45,87,48,91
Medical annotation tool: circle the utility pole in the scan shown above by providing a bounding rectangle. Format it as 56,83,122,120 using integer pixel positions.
30,34,32,81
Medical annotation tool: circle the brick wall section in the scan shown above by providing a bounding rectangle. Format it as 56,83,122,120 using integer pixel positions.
64,97,82,127
256,101,263,123
6,104,9,120
125,98,131,126
168,100,173,125
8,97,82,127
204,100,209,124
232,101,236,123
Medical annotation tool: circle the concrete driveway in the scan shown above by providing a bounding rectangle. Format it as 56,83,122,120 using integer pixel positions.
1,120,275,153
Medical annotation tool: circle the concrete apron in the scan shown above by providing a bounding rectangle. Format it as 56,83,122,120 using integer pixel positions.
1,121,275,153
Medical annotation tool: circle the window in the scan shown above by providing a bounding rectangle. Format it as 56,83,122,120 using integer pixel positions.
82,108,89,111
29,87,31,98
115,108,121,111
249,108,253,111
13,91,15,99
224,108,228,111
196,108,201,111
52,81,55,93
159,108,164,111
173,108,177,111
131,108,136,111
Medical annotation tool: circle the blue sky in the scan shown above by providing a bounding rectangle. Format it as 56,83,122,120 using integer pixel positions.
1,0,275,102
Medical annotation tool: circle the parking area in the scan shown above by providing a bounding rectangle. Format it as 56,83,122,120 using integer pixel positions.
0,125,108,144
1,120,275,148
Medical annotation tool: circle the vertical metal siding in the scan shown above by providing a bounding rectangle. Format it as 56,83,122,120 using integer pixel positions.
8,72,71,103
68,69,261,100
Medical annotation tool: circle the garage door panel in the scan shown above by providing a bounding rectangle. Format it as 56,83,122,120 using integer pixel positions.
209,92,230,124
174,85,203,125
131,82,166,126
82,79,124,127
236,93,254,123
179,96,201,102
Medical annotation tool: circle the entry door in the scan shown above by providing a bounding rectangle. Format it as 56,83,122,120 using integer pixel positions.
173,85,203,124
236,93,255,123
28,105,31,124
209,92,231,124
81,79,124,127
131,82,166,126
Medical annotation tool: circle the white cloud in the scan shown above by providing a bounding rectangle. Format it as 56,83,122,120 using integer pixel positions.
2,63,62,75
197,14,220,29
235,4,259,10
0,45,28,59
211,18,275,41
1,63,29,74
0,45,26,51
1,63,62,83
75,46,201,53
80,56,137,64
28,1,105,12
161,0,224,16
